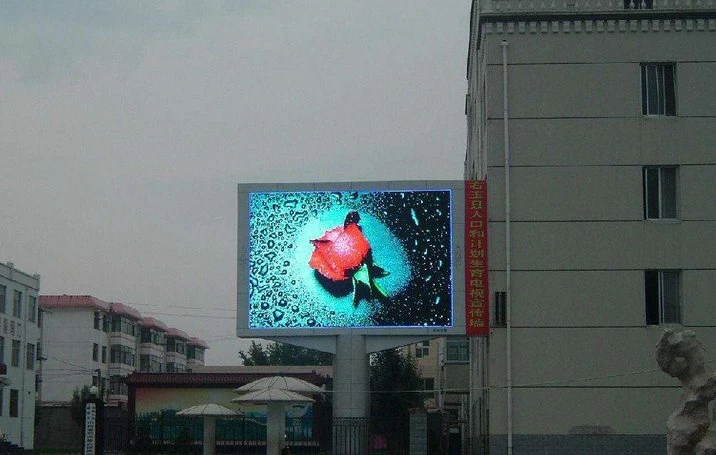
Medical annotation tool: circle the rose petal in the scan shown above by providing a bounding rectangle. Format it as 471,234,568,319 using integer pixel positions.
309,224,371,281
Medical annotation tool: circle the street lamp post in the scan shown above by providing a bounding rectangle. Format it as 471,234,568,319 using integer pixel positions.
84,385,105,455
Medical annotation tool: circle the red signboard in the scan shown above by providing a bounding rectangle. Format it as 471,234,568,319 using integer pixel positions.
465,180,489,336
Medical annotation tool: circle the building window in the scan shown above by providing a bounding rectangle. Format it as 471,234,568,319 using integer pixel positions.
26,343,35,370
644,166,678,220
0,388,3,416
641,63,676,116
141,327,164,346
152,355,164,372
139,354,150,372
422,377,435,393
446,339,470,363
140,354,163,372
101,346,107,364
0,285,6,314
27,296,36,323
12,291,22,318
11,340,20,367
110,344,136,367
109,375,128,396
187,346,205,362
94,312,101,330
0,336,4,364
112,316,138,337
9,389,18,418
494,291,507,327
414,341,430,358
92,343,99,362
645,270,681,325
166,338,186,355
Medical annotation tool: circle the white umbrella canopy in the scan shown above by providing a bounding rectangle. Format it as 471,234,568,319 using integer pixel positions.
231,388,314,455
231,388,315,405
176,403,239,417
175,403,239,455
233,375,324,394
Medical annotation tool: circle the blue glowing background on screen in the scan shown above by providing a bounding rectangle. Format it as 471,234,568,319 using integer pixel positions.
247,189,453,328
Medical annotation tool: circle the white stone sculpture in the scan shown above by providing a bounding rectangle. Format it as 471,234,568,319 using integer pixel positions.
656,329,716,455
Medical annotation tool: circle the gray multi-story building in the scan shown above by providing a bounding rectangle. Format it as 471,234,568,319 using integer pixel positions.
0,262,41,450
464,0,716,453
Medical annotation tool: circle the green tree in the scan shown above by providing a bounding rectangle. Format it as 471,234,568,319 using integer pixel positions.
370,348,423,449
239,340,270,366
70,385,93,426
239,341,333,366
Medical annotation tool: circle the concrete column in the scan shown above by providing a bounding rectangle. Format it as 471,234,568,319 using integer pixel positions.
203,416,215,455
333,333,370,454
267,402,286,455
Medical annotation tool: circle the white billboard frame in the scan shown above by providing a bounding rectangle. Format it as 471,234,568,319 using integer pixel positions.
236,180,466,339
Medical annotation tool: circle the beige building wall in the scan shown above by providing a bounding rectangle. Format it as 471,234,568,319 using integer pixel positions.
466,3,716,453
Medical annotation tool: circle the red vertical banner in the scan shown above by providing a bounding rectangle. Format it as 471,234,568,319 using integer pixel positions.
465,180,489,336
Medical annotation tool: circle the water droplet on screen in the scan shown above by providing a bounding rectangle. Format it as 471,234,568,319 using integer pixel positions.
410,208,419,226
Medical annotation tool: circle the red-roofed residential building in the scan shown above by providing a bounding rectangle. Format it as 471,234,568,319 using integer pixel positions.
164,327,190,373
39,294,112,403
138,317,168,374
39,295,208,407
186,337,209,370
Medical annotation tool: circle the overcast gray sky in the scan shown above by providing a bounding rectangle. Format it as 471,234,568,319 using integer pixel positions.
0,1,469,365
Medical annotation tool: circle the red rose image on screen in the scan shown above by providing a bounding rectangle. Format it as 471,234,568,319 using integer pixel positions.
309,211,389,305
309,223,370,281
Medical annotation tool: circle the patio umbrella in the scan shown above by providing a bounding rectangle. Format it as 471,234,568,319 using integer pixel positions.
176,403,239,455
233,375,324,394
232,387,315,455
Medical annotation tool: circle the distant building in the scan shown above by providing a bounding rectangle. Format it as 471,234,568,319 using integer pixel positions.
463,0,716,453
0,262,41,449
39,295,208,406
407,337,470,449
403,339,440,409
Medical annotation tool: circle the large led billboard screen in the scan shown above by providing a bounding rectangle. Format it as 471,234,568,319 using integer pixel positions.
237,181,466,337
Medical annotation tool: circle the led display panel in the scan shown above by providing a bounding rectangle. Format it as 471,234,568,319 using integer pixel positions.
237,182,466,336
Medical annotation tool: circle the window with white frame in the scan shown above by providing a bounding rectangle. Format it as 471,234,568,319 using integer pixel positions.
644,166,677,220
641,63,676,116
414,341,429,358
645,270,681,325
446,339,470,363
